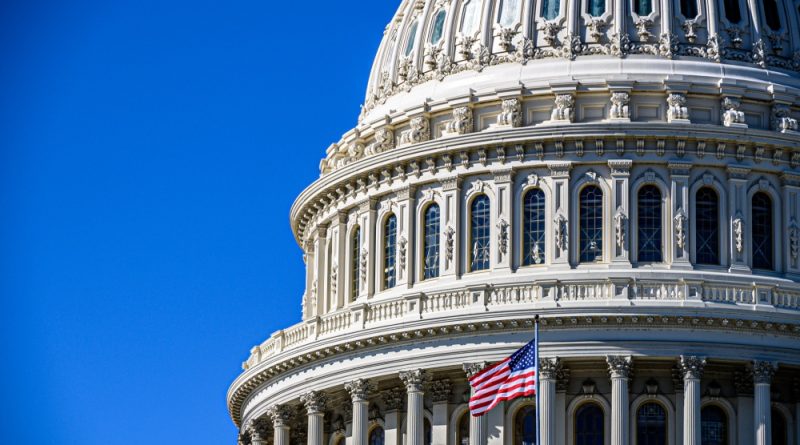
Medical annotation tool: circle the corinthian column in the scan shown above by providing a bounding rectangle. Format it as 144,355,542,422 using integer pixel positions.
345,379,375,445
301,391,328,445
607,356,633,445
400,369,430,445
752,361,777,445
463,363,488,445
538,358,562,445
679,356,706,445
268,404,294,445
246,417,271,445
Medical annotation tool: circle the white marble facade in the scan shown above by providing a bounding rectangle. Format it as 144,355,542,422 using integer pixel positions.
228,0,800,444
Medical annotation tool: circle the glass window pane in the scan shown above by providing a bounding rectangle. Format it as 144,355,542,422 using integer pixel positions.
576,403,604,445
580,185,603,262
351,227,361,300
696,188,720,265
635,0,654,14
430,10,447,44
637,185,663,263
541,0,561,20
763,0,781,30
752,192,773,270
405,21,419,56
471,195,491,271
723,0,742,23
589,0,606,16
499,0,523,26
370,427,385,445
384,215,397,289
424,204,441,279
701,405,727,445
637,403,667,445
523,189,546,266
461,0,483,35
514,406,537,445
679,0,697,17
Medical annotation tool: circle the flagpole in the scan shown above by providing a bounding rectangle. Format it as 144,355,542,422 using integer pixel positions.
534,315,540,445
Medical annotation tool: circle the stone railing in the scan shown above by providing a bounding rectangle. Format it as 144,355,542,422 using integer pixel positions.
241,278,800,370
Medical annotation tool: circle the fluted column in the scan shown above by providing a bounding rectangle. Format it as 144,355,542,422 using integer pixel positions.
269,404,294,445
753,361,777,445
679,356,706,445
400,369,430,445
346,379,375,445
302,391,328,445
607,356,633,445
539,358,562,445
464,363,488,445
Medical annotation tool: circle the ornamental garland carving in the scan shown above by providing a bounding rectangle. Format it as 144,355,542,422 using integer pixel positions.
360,248,368,285
674,208,687,250
445,225,455,267
614,208,627,249
790,220,799,265
733,215,744,253
497,218,509,256
679,355,706,380
398,236,408,274
554,214,568,252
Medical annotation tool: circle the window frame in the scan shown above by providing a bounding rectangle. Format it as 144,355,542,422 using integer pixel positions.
468,193,492,273
421,202,442,280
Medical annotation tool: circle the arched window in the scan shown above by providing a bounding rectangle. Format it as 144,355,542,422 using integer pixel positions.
575,403,604,445
404,21,419,56
752,192,774,270
701,405,728,445
423,204,441,279
723,0,742,22
580,185,604,262
541,0,561,20
499,0,523,26
772,408,788,445
369,427,385,445
634,0,653,15
384,214,398,289
680,0,698,16
696,187,720,265
763,0,781,30
430,10,447,44
636,402,667,445
461,0,483,35
522,188,546,266
637,185,663,263
514,405,537,445
351,226,361,301
424,418,433,445
456,411,470,445
588,0,606,16
470,194,491,271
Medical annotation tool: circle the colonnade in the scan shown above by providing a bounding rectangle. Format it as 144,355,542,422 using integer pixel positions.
246,359,783,445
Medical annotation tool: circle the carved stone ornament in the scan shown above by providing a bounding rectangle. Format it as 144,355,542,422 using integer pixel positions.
751,360,777,384
722,97,746,127
246,417,272,441
733,215,744,253
498,98,523,127
429,378,453,403
300,390,328,413
609,92,630,119
400,116,430,145
398,236,408,272
772,104,799,133
467,179,486,196
330,262,338,298
360,248,369,285
368,128,395,155
267,404,294,427
554,213,568,251
538,357,563,380
345,378,375,401
634,17,654,42
667,93,690,122
614,207,627,249
674,208,687,250
789,219,799,263
539,21,563,47
527,173,540,187
679,355,706,380
445,106,473,135
606,355,633,379
399,368,430,392
381,387,405,411
551,94,575,122
445,225,455,266
682,19,702,43
586,17,607,42
463,362,488,378
497,218,509,255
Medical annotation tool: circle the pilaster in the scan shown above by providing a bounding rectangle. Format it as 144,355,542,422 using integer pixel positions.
493,168,514,272
669,163,692,268
782,172,800,275
547,162,572,267
396,186,416,289
609,160,632,265
441,176,462,278
727,166,751,272
359,199,377,299
382,387,405,445
313,225,329,316
430,379,452,445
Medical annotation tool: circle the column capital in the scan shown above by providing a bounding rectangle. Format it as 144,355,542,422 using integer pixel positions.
245,417,272,441
381,386,405,411
751,360,778,384
345,378,375,401
399,368,430,392
606,355,633,379
430,378,453,403
267,404,294,428
679,355,707,380
462,362,489,378
538,357,563,380
300,390,328,414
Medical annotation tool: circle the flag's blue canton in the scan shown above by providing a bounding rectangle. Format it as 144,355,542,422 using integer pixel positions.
509,341,537,372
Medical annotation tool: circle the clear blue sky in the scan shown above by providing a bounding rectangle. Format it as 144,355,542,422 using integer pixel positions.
0,1,397,443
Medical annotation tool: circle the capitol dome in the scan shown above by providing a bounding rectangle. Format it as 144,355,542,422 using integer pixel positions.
229,1,800,445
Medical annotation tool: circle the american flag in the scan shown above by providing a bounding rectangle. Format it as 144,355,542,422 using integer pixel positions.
468,336,538,417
